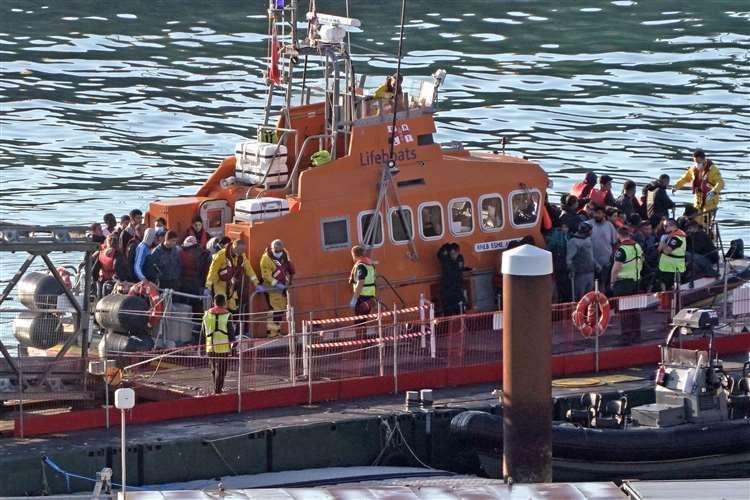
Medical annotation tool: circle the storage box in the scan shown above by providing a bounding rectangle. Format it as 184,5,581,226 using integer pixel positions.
235,140,288,187
162,302,194,345
631,403,686,428
234,197,290,223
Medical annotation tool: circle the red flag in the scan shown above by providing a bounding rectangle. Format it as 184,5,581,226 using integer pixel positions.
269,23,281,85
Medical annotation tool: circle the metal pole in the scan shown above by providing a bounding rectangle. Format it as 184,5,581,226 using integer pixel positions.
17,345,24,439
105,337,110,431
429,302,436,359
502,245,553,484
392,304,398,394
237,331,243,414
307,329,312,405
288,306,296,386
594,279,599,373
722,257,729,323
419,293,426,349
377,302,384,377
120,409,126,498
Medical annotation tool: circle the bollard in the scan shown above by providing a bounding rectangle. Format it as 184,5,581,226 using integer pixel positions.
501,244,553,483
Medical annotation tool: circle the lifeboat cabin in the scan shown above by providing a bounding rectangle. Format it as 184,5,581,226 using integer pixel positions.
145,8,548,333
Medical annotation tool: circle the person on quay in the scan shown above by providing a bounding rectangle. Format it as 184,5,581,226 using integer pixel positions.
186,215,209,249
642,174,676,227
610,226,644,343
349,245,377,316
178,235,211,314
569,171,598,210
260,239,296,338
657,218,686,291
616,180,641,218
205,239,259,313
566,222,599,301
102,213,117,237
672,148,724,228
151,230,182,290
589,174,616,209
202,294,234,395
133,227,159,283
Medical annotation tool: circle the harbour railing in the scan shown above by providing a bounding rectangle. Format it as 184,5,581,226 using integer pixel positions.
3,282,749,437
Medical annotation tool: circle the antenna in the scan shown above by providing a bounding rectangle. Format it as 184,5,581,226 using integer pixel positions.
387,0,407,163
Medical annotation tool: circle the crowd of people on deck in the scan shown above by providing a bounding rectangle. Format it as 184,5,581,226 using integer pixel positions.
541,148,724,303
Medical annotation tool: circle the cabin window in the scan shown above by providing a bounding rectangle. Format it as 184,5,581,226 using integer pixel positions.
321,217,350,250
509,189,541,227
419,202,444,240
448,198,474,236
389,206,414,244
358,210,384,247
479,194,504,232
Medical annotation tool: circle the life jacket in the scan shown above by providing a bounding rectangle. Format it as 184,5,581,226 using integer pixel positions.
658,230,687,274
570,182,593,200
589,188,609,208
203,306,231,354
615,240,643,282
218,248,244,283
541,204,553,231
98,248,117,281
265,248,295,285
350,258,376,297
691,161,715,206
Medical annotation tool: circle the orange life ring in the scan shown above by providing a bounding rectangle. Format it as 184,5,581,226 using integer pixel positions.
572,291,611,338
128,280,164,329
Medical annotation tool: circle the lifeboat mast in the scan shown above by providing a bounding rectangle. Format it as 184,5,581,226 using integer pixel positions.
264,0,419,260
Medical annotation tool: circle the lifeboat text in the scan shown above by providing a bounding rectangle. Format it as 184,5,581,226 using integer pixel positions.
360,148,417,166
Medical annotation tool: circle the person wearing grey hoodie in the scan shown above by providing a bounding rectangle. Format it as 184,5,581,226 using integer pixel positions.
566,222,599,300
590,206,618,291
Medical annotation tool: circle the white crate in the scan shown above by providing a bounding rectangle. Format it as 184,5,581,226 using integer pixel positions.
235,140,288,187
234,197,290,223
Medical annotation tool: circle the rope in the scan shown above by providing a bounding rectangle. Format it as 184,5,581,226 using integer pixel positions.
41,456,144,493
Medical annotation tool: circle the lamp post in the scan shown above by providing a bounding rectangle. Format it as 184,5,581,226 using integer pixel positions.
114,388,135,499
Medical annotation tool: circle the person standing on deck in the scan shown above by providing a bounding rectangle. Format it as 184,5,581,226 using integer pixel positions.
121,209,143,253
610,226,644,343
672,149,724,229
349,245,377,316
569,171,598,210
590,206,618,292
260,239,295,338
133,227,159,283
186,215,209,249
205,239,259,313
657,218,687,291
616,180,641,219
642,174,675,227
566,222,599,300
202,294,234,395
102,213,117,237
589,174,616,209
151,230,182,290
178,235,210,314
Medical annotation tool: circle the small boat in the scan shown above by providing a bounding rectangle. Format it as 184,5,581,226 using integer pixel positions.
451,308,750,481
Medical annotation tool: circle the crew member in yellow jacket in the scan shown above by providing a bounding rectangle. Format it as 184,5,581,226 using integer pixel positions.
673,149,724,219
205,239,259,312
259,239,295,338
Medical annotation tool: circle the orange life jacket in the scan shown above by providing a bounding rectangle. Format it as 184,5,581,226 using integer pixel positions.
98,249,116,281
589,188,609,208
570,182,593,199
541,204,553,231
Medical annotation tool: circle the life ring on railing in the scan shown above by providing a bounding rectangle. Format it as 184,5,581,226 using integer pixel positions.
128,280,164,328
572,291,611,338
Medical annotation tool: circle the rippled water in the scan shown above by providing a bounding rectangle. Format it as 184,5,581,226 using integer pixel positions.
1,1,749,332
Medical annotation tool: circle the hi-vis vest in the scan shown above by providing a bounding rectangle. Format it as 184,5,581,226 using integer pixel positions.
352,262,377,297
616,242,643,282
203,307,231,354
658,231,687,274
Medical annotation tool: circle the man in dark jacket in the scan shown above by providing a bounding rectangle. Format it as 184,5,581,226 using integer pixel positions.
438,242,467,315
566,222,599,300
178,235,211,313
642,174,675,227
616,180,641,218
151,230,182,290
